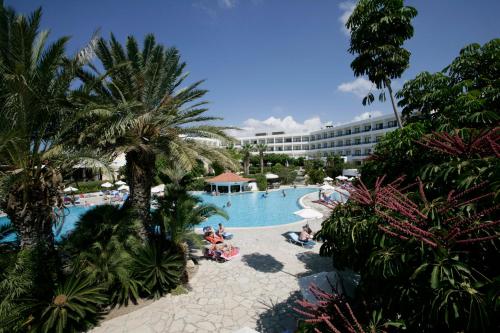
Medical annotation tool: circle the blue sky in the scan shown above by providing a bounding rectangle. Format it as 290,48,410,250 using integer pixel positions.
8,0,500,135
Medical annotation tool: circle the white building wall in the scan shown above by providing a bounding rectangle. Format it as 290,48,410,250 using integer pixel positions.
235,114,398,163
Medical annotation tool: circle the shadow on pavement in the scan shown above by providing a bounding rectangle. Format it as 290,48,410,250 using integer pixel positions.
241,253,285,273
255,291,302,333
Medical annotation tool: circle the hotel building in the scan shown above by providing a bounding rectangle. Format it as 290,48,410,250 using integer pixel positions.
236,114,398,165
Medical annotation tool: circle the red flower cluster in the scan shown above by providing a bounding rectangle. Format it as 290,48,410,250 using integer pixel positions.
418,127,500,158
348,177,499,248
294,283,365,333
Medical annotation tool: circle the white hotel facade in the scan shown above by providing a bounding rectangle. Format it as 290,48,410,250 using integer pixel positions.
235,114,398,165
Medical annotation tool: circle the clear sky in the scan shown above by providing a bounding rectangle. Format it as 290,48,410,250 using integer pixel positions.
8,0,500,135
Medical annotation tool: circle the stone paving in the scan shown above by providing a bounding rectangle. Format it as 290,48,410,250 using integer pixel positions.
91,191,333,333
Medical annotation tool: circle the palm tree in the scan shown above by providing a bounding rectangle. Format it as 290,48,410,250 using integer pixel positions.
77,34,236,231
241,143,254,175
0,4,97,250
152,166,228,280
346,0,417,129
256,143,268,174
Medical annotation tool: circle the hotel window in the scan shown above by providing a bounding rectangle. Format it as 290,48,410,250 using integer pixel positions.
302,137,309,142
329,132,334,138
346,129,351,135
267,138,274,144
375,123,383,130
259,139,265,144
354,127,360,133
252,140,258,144
303,145,309,150
387,120,397,127
268,147,274,151
345,150,351,156
311,144,316,149
277,146,283,151
364,137,371,143
355,150,361,156
364,125,371,132
316,134,321,140
323,133,327,139
354,139,361,145
337,141,343,147
329,142,335,148
345,139,351,145
285,137,292,143
293,137,301,142
275,138,283,143
337,131,343,137
375,136,382,142
243,140,249,145
323,142,327,148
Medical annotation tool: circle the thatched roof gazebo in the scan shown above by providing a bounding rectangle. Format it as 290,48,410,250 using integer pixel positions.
206,172,255,194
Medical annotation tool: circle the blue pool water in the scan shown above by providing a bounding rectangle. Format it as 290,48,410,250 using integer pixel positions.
198,187,317,228
0,206,91,242
0,188,320,241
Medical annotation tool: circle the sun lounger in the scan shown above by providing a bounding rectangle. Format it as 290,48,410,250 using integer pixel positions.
312,200,337,209
204,245,240,262
286,232,315,248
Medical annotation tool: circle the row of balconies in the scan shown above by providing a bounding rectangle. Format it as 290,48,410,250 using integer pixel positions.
309,123,397,141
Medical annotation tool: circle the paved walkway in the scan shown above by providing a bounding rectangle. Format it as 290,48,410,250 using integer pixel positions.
91,192,333,333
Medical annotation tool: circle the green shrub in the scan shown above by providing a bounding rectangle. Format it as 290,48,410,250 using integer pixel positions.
185,178,207,191
307,169,325,184
255,174,268,191
131,241,183,299
71,180,105,194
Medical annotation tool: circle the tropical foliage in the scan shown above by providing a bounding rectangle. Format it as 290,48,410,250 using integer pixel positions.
311,38,500,333
0,2,238,331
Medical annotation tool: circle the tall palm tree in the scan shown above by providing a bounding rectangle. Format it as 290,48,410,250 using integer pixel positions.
255,143,268,174
241,143,254,175
77,34,236,230
347,0,417,129
0,4,98,250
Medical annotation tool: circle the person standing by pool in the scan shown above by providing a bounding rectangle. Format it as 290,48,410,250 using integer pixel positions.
282,190,286,197
318,189,322,200
227,201,231,207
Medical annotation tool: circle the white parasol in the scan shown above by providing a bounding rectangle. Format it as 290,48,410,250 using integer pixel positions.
323,176,333,181
294,208,323,219
335,175,348,181
151,184,165,193
63,186,78,193
101,182,113,188
115,180,127,186
117,185,129,191
265,173,279,179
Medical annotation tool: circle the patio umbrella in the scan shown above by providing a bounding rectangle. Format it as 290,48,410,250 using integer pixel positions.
294,208,323,219
323,176,333,181
265,173,279,179
101,182,113,188
151,184,165,193
335,175,348,181
115,180,127,186
117,185,129,191
63,186,78,193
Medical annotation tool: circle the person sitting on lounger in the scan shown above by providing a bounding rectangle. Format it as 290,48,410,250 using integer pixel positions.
299,225,315,243
204,230,224,244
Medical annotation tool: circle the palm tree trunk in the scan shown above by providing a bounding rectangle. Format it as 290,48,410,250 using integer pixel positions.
124,151,155,237
4,183,58,251
260,153,264,174
244,158,249,175
179,241,190,283
385,79,403,129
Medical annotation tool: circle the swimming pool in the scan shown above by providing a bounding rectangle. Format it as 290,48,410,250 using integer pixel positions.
0,187,320,241
0,206,92,242
197,187,317,228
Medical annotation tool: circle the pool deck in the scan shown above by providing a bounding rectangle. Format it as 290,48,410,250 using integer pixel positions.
90,191,333,333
